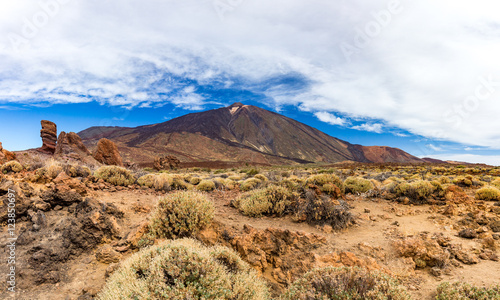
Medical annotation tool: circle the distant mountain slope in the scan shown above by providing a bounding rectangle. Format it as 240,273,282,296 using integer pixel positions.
79,102,423,166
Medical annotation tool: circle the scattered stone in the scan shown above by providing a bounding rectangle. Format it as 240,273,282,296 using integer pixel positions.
458,228,478,239
93,138,123,166
55,131,91,159
153,155,180,171
96,245,122,264
364,208,370,213
430,267,442,277
105,263,120,278
392,221,400,226
39,120,57,154
490,220,500,233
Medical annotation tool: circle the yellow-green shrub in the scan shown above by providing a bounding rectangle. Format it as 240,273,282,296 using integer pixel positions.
137,174,156,188
98,239,270,300
197,179,216,191
1,161,23,174
190,177,202,185
453,176,473,187
154,173,174,190
475,186,500,201
491,178,500,189
281,267,410,300
254,174,268,181
395,180,434,202
234,185,294,217
344,177,374,194
240,178,263,191
94,166,136,186
148,191,214,239
436,282,500,300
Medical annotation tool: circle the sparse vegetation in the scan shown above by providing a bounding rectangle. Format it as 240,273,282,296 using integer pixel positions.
94,166,136,186
98,239,270,300
436,282,500,300
281,267,411,300
148,191,215,239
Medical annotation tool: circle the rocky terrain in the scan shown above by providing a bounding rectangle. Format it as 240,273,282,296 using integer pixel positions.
0,120,498,299
0,147,499,299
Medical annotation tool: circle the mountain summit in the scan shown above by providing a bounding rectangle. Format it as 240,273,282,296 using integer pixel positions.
78,103,422,166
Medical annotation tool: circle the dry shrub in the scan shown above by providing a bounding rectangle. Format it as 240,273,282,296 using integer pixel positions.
63,164,91,178
306,174,345,195
280,267,410,300
453,176,474,187
444,185,469,203
436,282,500,300
148,191,214,239
254,174,268,181
94,166,136,186
344,177,374,194
98,239,270,300
295,192,354,230
1,161,23,174
234,185,295,217
475,186,500,201
154,173,174,190
197,179,216,191
491,178,500,189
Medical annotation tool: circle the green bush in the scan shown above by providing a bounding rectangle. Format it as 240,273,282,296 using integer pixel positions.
436,282,500,300
234,185,294,217
344,177,374,194
98,239,270,300
1,161,23,174
306,174,345,196
148,191,214,239
197,179,216,191
475,186,500,201
94,166,136,186
281,267,411,300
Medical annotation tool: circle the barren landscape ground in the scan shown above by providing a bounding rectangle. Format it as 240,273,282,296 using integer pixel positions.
1,155,499,299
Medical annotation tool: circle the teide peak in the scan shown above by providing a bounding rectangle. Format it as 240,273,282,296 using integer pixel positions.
78,103,423,167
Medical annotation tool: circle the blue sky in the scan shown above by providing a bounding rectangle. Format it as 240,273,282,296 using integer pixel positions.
0,0,500,165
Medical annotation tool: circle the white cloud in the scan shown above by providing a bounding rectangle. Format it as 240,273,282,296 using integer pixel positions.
426,144,443,152
314,111,347,126
425,154,500,166
352,123,383,133
1,0,500,150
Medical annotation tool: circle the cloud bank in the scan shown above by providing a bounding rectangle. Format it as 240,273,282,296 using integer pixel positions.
1,0,500,148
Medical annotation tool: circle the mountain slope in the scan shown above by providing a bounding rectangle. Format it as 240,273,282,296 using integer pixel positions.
79,102,423,166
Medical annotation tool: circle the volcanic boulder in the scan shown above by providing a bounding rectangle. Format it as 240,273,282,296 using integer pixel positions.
0,142,16,163
93,138,123,166
153,155,180,170
39,120,58,154
55,131,91,159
